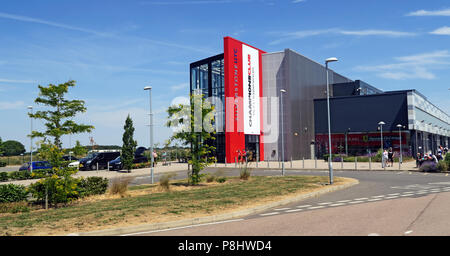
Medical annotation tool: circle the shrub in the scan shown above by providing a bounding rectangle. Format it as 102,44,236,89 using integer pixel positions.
216,177,227,183
0,184,28,203
28,173,80,205
109,177,133,196
159,173,176,191
0,162,6,167
0,172,8,182
445,153,450,165
419,162,438,172
437,161,448,172
8,171,31,181
240,163,251,180
78,177,109,197
205,174,215,183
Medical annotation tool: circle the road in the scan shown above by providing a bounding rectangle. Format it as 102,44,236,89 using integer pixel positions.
125,168,450,236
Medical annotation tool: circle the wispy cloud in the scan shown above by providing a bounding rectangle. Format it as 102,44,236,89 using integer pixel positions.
141,0,232,4
292,0,306,3
0,100,25,110
170,83,189,91
354,50,450,80
269,28,417,45
407,8,450,16
0,78,35,84
430,26,450,35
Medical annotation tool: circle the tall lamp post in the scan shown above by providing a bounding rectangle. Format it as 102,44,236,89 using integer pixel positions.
144,86,154,184
397,124,403,165
27,106,33,173
326,57,338,185
280,89,287,176
378,121,385,167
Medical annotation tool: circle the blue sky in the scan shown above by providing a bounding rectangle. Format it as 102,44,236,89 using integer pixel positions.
1,0,450,149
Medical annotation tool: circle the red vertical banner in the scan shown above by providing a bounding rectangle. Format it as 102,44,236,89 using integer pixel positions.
259,50,264,161
224,37,265,163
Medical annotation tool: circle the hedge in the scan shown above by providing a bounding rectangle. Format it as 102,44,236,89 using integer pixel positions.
0,184,28,203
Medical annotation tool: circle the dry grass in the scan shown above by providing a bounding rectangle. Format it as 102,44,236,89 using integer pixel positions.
108,177,134,197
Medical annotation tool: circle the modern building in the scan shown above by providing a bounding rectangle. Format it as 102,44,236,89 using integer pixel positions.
190,36,450,163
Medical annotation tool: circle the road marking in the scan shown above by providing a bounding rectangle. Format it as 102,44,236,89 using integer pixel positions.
285,209,304,213
120,218,245,236
354,197,368,200
318,202,332,205
329,203,346,207
367,198,382,202
402,191,415,194
385,196,399,199
400,194,412,197
404,230,413,235
274,208,291,211
387,193,400,196
337,200,351,203
368,233,380,236
296,205,312,208
260,212,281,216
349,201,364,204
371,195,385,198
307,206,325,210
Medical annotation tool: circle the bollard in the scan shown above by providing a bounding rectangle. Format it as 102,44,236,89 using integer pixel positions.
107,162,109,171
290,156,293,168
96,162,99,171
369,157,371,170
341,157,343,169
279,158,281,168
267,160,269,168
315,157,317,169
224,157,227,167
302,157,305,169
235,157,237,168
355,157,357,170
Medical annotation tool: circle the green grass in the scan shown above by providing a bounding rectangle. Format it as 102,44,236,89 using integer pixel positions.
0,175,340,235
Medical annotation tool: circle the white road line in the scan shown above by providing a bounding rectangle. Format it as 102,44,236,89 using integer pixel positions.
354,197,369,200
285,209,304,213
371,195,385,198
404,230,413,235
296,205,312,208
402,191,415,194
307,206,325,210
329,203,346,207
385,196,399,199
367,198,382,202
318,202,332,205
274,208,291,211
337,200,351,203
260,212,281,216
120,218,245,236
349,201,364,204
387,193,400,196
400,194,413,197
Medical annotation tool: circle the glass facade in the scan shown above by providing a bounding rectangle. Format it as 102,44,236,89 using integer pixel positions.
190,54,226,162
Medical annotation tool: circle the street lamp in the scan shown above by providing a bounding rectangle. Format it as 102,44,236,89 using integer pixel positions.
326,57,338,185
280,89,287,176
396,124,403,166
144,86,154,184
27,106,33,173
378,121,385,167
345,128,350,156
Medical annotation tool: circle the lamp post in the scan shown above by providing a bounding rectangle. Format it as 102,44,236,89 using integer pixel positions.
378,121,385,167
345,128,350,155
280,89,287,176
27,106,33,173
396,124,403,165
144,86,154,184
326,57,338,185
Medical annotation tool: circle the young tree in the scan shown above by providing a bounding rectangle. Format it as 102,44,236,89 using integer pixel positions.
71,140,88,158
122,115,137,173
166,93,216,184
29,80,94,149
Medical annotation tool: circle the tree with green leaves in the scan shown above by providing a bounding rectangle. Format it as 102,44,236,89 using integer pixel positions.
71,140,88,158
122,115,137,173
0,140,25,156
166,93,216,184
29,80,94,149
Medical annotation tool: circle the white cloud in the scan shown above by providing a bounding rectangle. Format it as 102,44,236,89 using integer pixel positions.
0,78,35,83
430,26,450,35
269,28,416,45
292,0,306,3
0,100,25,110
355,50,450,80
407,8,450,16
170,83,189,92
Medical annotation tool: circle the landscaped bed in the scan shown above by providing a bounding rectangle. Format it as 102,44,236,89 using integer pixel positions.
0,175,354,236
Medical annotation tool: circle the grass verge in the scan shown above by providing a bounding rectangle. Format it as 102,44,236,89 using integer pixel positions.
0,175,353,236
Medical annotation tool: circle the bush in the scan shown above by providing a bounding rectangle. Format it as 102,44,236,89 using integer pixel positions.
445,154,450,164
109,177,133,196
28,173,80,205
78,177,109,197
8,171,31,181
419,162,438,172
437,161,448,172
216,177,227,183
240,163,251,180
0,184,28,203
0,162,6,167
159,173,176,191
0,172,8,182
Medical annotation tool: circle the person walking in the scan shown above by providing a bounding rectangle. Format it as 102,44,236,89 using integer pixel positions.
382,149,388,168
388,147,394,167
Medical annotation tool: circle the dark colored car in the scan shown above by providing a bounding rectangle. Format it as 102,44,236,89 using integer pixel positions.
19,161,52,172
108,147,148,171
78,151,121,171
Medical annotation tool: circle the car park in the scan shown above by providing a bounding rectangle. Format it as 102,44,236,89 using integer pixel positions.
19,161,52,172
108,147,148,171
78,151,121,171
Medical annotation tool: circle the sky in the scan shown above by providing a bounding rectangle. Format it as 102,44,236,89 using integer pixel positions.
0,0,450,150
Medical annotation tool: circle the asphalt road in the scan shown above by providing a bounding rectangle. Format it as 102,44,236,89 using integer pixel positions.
124,168,450,236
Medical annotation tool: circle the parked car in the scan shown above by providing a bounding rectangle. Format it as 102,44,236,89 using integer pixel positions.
108,147,148,171
78,151,121,171
19,161,52,172
68,161,80,168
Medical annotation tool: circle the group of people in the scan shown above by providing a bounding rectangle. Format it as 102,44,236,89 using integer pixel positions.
416,145,448,167
382,148,395,167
